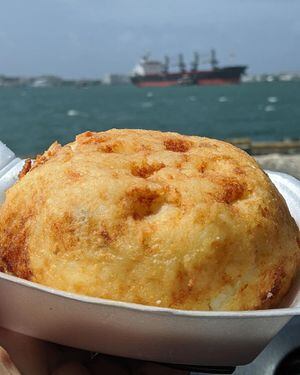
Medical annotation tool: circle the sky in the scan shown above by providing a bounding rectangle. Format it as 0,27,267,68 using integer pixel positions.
0,0,299,79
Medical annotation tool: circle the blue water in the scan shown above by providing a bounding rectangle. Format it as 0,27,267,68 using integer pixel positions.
0,82,299,156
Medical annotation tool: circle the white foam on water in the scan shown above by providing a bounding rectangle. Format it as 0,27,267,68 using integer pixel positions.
67,109,80,117
146,92,153,98
264,104,276,112
218,96,228,103
188,96,196,102
267,96,278,103
141,102,153,109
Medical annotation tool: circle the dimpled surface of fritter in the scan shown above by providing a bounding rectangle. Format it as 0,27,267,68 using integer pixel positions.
0,129,299,310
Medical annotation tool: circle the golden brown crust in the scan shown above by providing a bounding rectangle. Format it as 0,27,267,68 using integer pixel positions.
31,141,62,172
163,138,192,152
0,129,299,311
0,212,32,279
18,159,32,179
131,161,165,179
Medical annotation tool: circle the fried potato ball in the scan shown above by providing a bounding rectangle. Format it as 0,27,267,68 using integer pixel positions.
0,129,299,310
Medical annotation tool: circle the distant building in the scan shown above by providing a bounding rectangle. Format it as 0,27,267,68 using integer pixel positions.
30,75,63,87
0,75,102,87
0,75,27,87
278,73,294,82
102,74,130,85
242,72,300,83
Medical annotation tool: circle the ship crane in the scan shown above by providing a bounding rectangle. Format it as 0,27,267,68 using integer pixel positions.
210,49,218,69
190,52,199,72
163,56,170,74
194,50,219,69
178,54,186,73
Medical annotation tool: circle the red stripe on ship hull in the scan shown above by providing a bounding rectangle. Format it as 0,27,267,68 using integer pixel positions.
197,78,240,85
136,81,179,87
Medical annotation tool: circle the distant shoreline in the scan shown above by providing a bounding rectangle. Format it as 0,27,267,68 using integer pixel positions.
1,73,300,88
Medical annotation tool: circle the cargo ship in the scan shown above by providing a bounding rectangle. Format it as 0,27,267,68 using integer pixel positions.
131,50,247,87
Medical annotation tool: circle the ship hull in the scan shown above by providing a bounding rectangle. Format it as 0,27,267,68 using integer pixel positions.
134,80,179,88
194,67,246,86
131,73,184,88
131,66,246,87
196,78,239,85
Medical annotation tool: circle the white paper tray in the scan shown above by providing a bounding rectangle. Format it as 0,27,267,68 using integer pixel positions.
0,140,300,367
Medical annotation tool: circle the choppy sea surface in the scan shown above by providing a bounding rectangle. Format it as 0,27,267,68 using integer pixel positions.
0,82,299,156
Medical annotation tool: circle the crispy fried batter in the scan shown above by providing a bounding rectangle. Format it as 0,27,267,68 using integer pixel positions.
0,129,299,311
18,159,32,179
32,141,62,171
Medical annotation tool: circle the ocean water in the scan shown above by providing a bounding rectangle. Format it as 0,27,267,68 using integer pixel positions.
0,82,299,156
